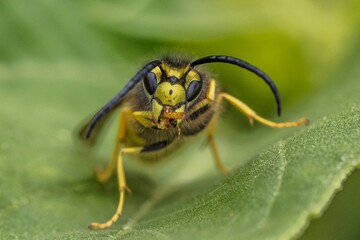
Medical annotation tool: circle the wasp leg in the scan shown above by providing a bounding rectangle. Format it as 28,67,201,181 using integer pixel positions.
219,92,309,128
186,79,229,173
89,140,172,229
207,116,229,174
132,111,158,128
96,108,132,183
207,80,229,173
205,79,229,173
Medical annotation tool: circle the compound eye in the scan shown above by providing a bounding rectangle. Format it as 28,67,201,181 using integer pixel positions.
186,80,202,102
143,72,157,95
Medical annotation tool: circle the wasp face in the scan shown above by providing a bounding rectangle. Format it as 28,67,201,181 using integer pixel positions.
142,62,202,129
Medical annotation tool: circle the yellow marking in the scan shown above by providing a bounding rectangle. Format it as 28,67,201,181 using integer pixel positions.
122,147,143,154
161,63,190,79
152,99,163,122
155,82,186,107
207,79,216,100
151,66,162,84
185,69,201,88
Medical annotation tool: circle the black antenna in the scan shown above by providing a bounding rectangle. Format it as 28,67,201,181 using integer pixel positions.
84,60,161,139
191,55,282,116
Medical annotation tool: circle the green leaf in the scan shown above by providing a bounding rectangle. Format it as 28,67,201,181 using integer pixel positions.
1,0,360,239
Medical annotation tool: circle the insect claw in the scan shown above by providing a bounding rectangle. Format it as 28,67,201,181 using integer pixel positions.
121,185,132,194
95,167,111,183
300,117,310,126
248,117,254,126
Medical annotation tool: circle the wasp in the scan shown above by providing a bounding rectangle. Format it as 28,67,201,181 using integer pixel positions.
80,55,308,229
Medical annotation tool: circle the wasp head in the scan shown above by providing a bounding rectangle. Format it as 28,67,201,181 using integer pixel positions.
142,61,202,129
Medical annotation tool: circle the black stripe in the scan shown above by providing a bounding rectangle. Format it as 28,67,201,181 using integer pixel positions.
141,140,171,152
187,105,210,121
182,118,211,136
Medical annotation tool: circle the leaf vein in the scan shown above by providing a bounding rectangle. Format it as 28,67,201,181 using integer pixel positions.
255,140,288,230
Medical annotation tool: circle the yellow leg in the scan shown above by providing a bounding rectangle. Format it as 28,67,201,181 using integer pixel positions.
89,146,142,229
132,111,158,128
201,79,229,173
219,93,309,128
199,81,308,174
96,108,132,183
207,116,229,174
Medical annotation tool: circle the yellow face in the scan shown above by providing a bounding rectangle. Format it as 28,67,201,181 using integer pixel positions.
142,62,202,128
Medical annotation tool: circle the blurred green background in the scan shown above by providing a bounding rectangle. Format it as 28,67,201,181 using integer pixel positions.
1,0,360,239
